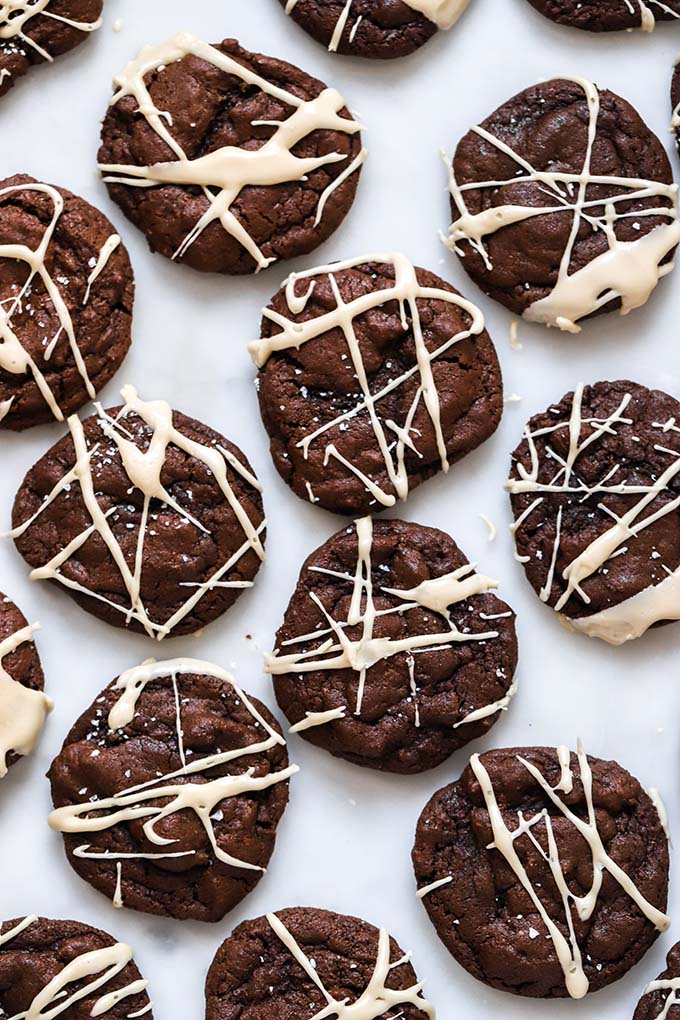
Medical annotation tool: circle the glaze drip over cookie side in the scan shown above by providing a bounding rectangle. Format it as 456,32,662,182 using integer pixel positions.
0,619,51,778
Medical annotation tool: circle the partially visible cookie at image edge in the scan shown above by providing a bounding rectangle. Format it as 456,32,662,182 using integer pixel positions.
525,0,680,32
0,593,51,779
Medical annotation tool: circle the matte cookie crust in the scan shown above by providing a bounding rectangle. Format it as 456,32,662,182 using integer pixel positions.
206,907,432,1020
48,666,291,922
412,746,669,998
272,518,518,774
0,0,102,99
633,942,680,1018
526,0,680,31
450,78,675,319
258,260,503,515
98,38,364,275
0,592,44,773
280,0,437,58
0,174,133,431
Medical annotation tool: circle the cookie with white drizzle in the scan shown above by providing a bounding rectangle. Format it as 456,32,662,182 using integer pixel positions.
0,1,102,99
251,253,502,515
97,33,366,276
10,385,266,640
48,658,295,922
268,516,517,773
0,174,133,431
206,907,435,1020
0,915,153,1020
507,380,680,644
446,77,680,333
279,0,470,59
525,0,680,31
634,943,680,1019
0,592,51,779
413,743,670,999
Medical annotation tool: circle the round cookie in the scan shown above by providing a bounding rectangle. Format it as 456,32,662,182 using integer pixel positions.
412,744,670,999
507,380,680,644
525,0,680,31
280,0,470,58
0,592,51,778
268,516,517,773
251,253,503,515
0,915,153,1019
0,0,102,100
634,943,680,1018
446,77,679,333
0,174,134,431
11,385,266,639
206,907,434,1019
98,33,365,276
48,658,295,922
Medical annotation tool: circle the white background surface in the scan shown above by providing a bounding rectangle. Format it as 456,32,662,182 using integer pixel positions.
1,2,680,1017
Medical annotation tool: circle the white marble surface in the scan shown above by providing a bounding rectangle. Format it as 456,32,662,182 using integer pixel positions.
1,2,679,1017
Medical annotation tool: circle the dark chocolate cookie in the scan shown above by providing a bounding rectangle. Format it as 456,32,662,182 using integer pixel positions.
206,907,434,1019
0,592,50,778
280,0,468,58
0,915,152,1019
251,253,502,515
48,657,295,922
634,942,680,1018
447,77,679,332
0,0,102,99
268,516,518,774
412,744,670,999
525,0,680,31
0,174,133,431
507,380,680,644
98,33,365,276
11,386,266,639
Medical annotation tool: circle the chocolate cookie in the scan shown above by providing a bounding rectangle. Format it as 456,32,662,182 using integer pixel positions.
11,386,266,639
98,33,365,276
251,253,502,515
280,0,470,58
0,592,51,778
0,915,153,1019
206,907,434,1019
0,174,133,431
525,0,680,31
446,77,679,332
507,380,680,644
48,657,295,922
268,516,518,774
634,943,680,1018
413,743,670,999
0,0,102,99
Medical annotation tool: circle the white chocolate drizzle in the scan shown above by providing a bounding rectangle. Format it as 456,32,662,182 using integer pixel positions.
0,181,120,424
249,252,486,507
507,382,680,643
98,32,366,272
0,915,150,1020
266,515,514,730
285,0,469,50
446,76,680,333
0,619,52,778
468,742,669,999
625,0,680,31
641,976,680,1018
9,385,266,640
49,657,297,875
0,1,102,64
266,912,435,1019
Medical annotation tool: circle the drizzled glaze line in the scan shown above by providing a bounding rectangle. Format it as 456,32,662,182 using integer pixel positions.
0,915,149,1020
266,515,514,730
49,658,297,882
627,0,680,31
9,386,265,640
98,32,366,272
250,252,485,508
266,912,436,1019
0,1,102,63
469,742,669,999
284,0,470,50
0,619,52,778
641,976,680,1018
507,382,680,643
0,181,120,423
446,76,680,333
